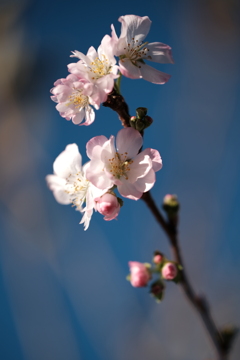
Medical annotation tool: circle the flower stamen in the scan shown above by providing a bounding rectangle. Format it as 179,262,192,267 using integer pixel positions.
66,90,89,109
108,152,133,180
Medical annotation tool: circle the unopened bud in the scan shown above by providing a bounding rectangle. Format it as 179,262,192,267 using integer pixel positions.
95,193,121,221
153,251,164,264
150,280,165,302
163,194,179,209
130,109,153,132
162,194,179,221
144,115,153,128
162,262,178,280
136,107,148,119
128,261,151,287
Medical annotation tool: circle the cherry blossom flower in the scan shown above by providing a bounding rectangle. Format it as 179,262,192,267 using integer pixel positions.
86,127,162,200
128,261,151,287
111,15,174,84
50,74,98,126
68,35,119,107
46,144,106,230
95,192,121,221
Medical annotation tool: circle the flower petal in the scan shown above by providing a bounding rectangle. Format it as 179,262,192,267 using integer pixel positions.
144,42,174,64
46,175,71,204
119,59,141,79
117,177,142,200
86,160,113,190
127,153,152,183
86,135,108,159
116,128,142,159
86,46,98,61
134,168,156,192
53,144,82,178
98,34,117,65
118,15,151,44
72,109,85,125
70,50,91,66
140,148,162,172
80,208,93,231
82,106,95,126
100,136,116,163
139,64,171,84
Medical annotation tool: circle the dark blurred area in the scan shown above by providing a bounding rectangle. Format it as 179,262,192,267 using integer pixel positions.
0,0,240,359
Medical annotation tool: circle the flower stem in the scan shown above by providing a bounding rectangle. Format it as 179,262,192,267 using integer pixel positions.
114,73,122,95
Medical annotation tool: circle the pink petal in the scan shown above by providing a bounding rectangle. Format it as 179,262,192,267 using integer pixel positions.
134,168,156,192
98,35,116,65
86,46,98,61
70,50,91,66
127,153,152,183
117,178,142,200
100,136,116,163
139,64,171,84
118,15,151,44
82,107,95,126
119,59,141,79
72,109,85,125
145,42,174,64
140,148,162,172
68,62,88,79
114,37,128,56
86,135,108,159
86,160,113,190
116,128,142,159
96,74,115,94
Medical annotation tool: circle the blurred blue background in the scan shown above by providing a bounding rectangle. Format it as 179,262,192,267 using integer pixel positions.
0,0,240,359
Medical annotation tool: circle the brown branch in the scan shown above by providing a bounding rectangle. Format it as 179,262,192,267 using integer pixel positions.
102,88,131,127
104,90,233,360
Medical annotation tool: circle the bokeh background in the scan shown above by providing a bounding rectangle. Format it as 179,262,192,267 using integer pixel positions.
0,0,240,359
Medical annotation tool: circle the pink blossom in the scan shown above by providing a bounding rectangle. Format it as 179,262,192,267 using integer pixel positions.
128,262,151,287
86,127,162,200
95,193,120,221
68,35,119,107
162,263,178,280
111,15,173,84
50,74,98,126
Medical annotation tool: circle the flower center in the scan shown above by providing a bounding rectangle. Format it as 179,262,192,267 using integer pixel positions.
108,152,133,180
65,172,89,210
67,90,88,109
89,55,111,79
121,38,152,67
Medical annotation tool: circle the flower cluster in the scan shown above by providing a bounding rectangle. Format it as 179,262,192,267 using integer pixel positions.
127,251,182,302
46,128,162,229
47,14,171,230
50,14,173,126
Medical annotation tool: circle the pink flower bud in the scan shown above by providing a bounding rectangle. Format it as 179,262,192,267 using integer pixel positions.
162,262,178,280
95,193,120,221
128,261,151,287
153,254,163,264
